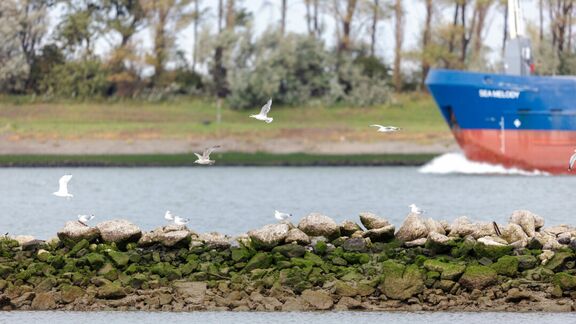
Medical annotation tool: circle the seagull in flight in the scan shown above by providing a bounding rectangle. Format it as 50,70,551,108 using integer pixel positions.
194,145,220,165
174,216,189,226
53,174,73,198
275,210,292,222
409,204,424,215
249,99,273,123
165,210,174,221
569,149,576,171
370,124,401,133
78,214,95,226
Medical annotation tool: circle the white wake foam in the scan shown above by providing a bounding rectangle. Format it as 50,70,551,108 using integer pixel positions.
419,153,548,176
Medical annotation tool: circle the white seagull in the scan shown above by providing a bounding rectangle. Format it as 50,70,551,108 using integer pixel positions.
274,210,292,222
194,145,220,165
370,124,401,133
249,98,273,123
164,210,174,221
78,214,95,226
569,149,576,171
53,174,73,198
409,204,424,215
174,216,189,226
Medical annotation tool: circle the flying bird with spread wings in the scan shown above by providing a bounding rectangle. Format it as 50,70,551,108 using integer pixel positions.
249,99,274,123
194,146,221,165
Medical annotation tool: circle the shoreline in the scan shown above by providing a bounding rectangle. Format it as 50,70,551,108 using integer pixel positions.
2,211,576,312
0,153,438,167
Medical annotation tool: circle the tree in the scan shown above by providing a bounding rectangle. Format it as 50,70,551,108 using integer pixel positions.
337,0,359,53
393,0,403,91
0,1,30,92
56,0,101,57
281,0,287,35
420,0,433,89
140,0,194,84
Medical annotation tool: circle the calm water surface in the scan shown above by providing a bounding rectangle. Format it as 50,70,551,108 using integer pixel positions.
2,311,576,324
0,166,574,238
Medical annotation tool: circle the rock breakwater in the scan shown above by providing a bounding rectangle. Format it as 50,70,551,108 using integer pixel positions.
2,210,576,312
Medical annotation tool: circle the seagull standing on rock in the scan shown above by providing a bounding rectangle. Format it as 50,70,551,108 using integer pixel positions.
53,174,73,198
249,99,273,123
409,204,424,215
370,124,401,133
274,210,292,222
174,216,189,226
194,145,220,165
78,214,95,226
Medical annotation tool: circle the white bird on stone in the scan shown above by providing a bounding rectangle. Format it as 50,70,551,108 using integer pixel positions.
78,214,95,226
274,210,292,222
165,210,174,221
249,99,273,123
194,145,220,165
568,149,576,171
174,216,189,226
409,204,424,215
53,174,73,198
370,124,401,133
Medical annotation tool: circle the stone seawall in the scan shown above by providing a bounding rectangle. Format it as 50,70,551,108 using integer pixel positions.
2,210,576,312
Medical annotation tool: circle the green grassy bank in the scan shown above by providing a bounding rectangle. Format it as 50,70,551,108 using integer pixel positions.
0,152,437,167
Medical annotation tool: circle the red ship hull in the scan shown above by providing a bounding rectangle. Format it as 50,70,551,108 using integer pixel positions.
454,129,576,174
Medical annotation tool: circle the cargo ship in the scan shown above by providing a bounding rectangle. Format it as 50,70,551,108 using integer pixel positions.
425,0,576,174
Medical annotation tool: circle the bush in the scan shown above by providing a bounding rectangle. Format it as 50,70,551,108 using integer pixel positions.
40,59,112,98
227,31,333,109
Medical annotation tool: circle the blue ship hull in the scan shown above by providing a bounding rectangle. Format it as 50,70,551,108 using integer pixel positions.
425,69,576,173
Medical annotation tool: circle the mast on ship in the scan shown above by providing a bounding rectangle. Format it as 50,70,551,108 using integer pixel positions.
503,0,533,76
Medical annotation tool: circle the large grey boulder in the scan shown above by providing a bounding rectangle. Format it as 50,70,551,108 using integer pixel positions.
501,223,528,244
96,219,142,244
298,213,340,239
248,223,290,250
285,228,311,245
448,216,476,238
509,210,543,237
359,212,390,230
395,213,428,242
471,222,496,239
362,224,395,242
139,225,191,247
57,221,100,245
340,221,362,236
424,218,446,235
197,232,231,250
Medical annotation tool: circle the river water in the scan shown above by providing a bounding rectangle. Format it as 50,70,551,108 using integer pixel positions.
0,153,573,239
2,310,576,324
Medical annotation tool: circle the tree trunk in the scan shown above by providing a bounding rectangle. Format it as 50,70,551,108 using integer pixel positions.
313,0,320,36
459,1,469,65
393,0,403,92
305,0,312,35
370,0,379,57
502,0,508,57
281,0,287,35
448,3,460,61
153,7,169,83
420,0,433,90
226,0,235,30
539,0,544,41
339,0,357,53
192,0,200,71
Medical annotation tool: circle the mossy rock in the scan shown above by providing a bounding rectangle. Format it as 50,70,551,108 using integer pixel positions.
491,256,519,277
523,266,555,281
378,260,424,300
459,265,497,290
545,252,574,272
553,272,576,291
68,239,89,257
331,257,347,266
423,259,465,280
150,262,181,280
231,247,253,263
272,244,307,258
97,283,126,299
0,265,12,279
450,238,475,258
314,241,328,255
279,268,311,293
244,253,273,272
61,284,84,303
334,280,358,297
84,253,106,269
516,255,538,271
342,252,370,265
107,251,130,268
473,242,513,260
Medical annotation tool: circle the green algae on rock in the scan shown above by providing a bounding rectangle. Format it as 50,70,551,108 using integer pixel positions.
2,210,576,312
